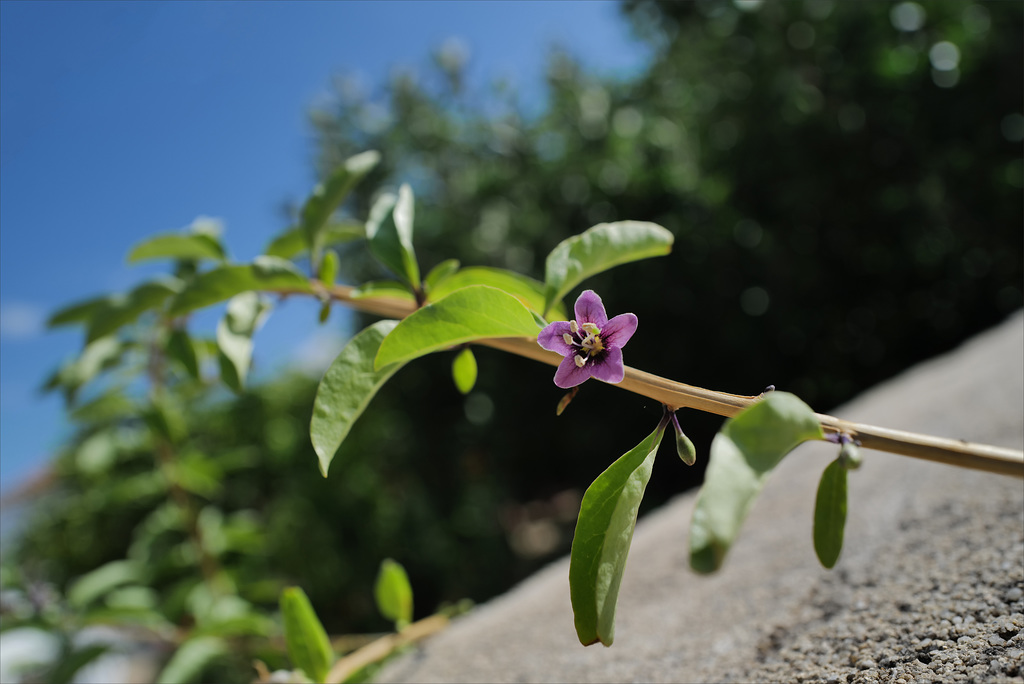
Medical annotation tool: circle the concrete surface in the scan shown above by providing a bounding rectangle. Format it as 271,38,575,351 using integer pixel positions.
378,311,1024,683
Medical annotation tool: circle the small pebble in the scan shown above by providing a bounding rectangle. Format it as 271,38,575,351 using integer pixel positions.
1007,587,1023,602
988,635,1006,647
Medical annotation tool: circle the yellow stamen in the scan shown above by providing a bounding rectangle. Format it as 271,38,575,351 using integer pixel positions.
574,354,586,368
563,333,573,345
582,322,600,336
570,320,579,334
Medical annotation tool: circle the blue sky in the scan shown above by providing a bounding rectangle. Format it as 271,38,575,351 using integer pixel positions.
0,1,649,492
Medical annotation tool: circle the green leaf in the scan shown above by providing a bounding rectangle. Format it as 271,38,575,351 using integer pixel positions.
543,221,674,315
166,328,201,380
451,347,477,395
264,221,364,260
427,266,566,319
813,458,848,569
70,389,135,424
689,392,823,574
157,636,229,684
366,186,420,289
302,150,380,261
47,295,110,328
570,422,666,647
46,337,124,400
127,233,226,264
216,292,270,393
68,560,143,608
310,320,405,477
86,277,184,342
280,586,334,683
168,257,310,316
423,258,460,293
350,280,416,302
374,558,414,630
374,285,539,369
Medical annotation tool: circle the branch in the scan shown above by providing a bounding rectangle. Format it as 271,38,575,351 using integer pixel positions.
295,282,1024,478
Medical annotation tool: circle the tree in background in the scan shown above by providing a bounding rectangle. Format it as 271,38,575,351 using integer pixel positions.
5,2,1020,681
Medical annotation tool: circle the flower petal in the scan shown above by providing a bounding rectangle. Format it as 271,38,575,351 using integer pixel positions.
553,354,593,388
601,313,638,349
573,290,608,327
588,346,625,384
537,321,575,355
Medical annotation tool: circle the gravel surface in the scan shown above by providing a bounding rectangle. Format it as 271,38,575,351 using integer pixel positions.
377,312,1024,683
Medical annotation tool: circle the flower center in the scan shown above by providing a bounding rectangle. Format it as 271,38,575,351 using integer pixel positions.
564,320,605,367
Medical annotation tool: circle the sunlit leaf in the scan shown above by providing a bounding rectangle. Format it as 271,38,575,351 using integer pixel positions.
366,185,420,288
264,221,364,260
374,558,414,630
427,266,566,319
127,233,226,264
543,221,674,315
813,458,848,569
156,636,228,684
689,392,823,574
280,586,334,683
374,285,538,369
451,347,477,395
168,257,309,316
68,560,143,609
216,292,270,393
310,320,404,477
569,422,666,647
302,150,380,261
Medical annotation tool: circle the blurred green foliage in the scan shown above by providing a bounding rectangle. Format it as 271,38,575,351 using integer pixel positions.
5,2,1020,681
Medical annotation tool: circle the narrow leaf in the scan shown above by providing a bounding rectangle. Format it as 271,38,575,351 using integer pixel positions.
47,295,110,328
543,221,674,315
689,392,823,574
280,587,334,683
264,221,364,259
302,150,380,260
374,558,414,630
68,560,142,608
392,183,421,288
310,320,404,477
216,292,270,393
451,347,477,395
168,257,309,316
156,636,228,684
366,189,420,289
427,266,566,319
570,422,666,647
166,329,200,380
813,458,848,569
374,285,538,369
128,233,226,264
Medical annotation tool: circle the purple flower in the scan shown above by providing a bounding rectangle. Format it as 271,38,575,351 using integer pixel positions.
537,290,638,388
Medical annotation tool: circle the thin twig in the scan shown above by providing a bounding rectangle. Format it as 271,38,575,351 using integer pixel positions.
324,614,449,684
289,283,1024,478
